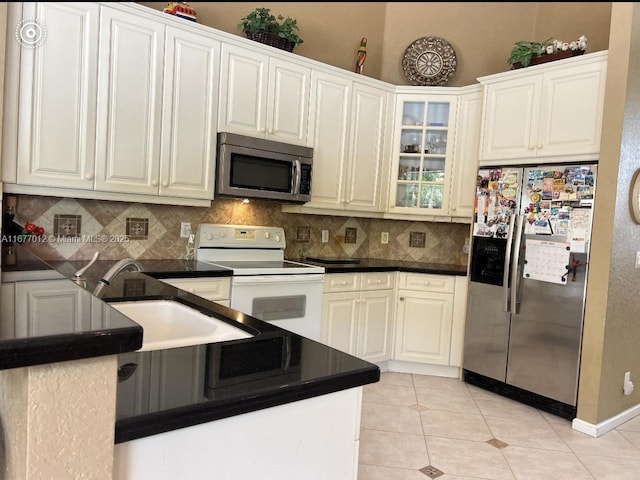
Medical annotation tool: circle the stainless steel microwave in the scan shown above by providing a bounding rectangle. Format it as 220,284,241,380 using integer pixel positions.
216,132,313,204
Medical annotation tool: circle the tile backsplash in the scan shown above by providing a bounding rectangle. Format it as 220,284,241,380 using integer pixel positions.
4,194,470,266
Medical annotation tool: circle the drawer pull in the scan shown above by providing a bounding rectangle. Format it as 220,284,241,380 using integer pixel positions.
424,281,430,285
188,288,195,293
399,297,405,301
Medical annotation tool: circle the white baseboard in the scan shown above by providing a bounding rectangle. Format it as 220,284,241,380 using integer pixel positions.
382,360,460,378
572,403,640,437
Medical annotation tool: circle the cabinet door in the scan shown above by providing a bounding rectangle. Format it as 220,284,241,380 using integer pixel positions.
95,6,164,194
321,292,358,354
480,76,541,161
450,88,482,220
394,290,453,365
159,27,219,199
266,58,310,145
536,60,606,158
357,290,394,363
388,94,458,217
305,71,351,209
16,2,99,189
346,82,389,212
218,44,268,137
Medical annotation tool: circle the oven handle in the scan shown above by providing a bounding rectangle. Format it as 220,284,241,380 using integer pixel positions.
232,274,325,285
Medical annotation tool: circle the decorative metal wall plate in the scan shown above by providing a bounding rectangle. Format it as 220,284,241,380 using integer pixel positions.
402,36,457,86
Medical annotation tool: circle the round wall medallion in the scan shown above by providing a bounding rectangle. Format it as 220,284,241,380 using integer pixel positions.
402,36,457,86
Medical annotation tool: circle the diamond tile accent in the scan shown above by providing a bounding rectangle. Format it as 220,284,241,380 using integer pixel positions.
419,465,444,478
53,214,81,237
486,437,509,449
126,217,149,240
409,231,426,248
296,226,311,243
345,227,357,244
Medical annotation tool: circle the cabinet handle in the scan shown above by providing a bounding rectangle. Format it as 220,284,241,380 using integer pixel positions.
451,206,456,211
399,297,405,301
260,127,266,133
188,288,195,293
340,281,347,285
152,179,159,186
85,174,94,180
162,181,169,187
528,145,535,150
424,281,430,285
537,144,543,149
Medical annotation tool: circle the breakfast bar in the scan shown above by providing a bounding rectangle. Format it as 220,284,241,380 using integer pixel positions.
0,246,379,479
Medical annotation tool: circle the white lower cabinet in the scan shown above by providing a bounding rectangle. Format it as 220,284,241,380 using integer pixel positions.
158,277,231,307
391,272,468,376
322,272,395,363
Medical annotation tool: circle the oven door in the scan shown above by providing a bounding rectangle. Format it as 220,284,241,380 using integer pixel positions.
230,274,325,341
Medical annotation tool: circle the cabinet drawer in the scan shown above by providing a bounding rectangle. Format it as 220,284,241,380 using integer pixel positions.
324,273,359,293
361,272,395,291
160,278,231,301
398,273,455,293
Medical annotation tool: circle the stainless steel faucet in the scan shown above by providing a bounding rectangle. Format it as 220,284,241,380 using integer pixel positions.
72,251,100,287
93,258,143,297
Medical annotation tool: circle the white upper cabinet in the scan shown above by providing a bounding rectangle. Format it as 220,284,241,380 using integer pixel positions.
4,2,220,205
290,71,391,214
449,86,482,221
302,70,351,210
94,6,165,195
218,43,310,146
13,2,99,190
158,27,219,199
386,91,458,219
479,51,607,165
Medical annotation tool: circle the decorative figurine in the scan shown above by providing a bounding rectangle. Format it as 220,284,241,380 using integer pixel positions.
163,2,197,22
355,37,367,74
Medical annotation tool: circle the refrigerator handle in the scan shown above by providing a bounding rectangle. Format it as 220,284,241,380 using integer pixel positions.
510,214,525,315
503,214,516,313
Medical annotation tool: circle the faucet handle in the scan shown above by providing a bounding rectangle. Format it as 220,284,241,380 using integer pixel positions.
73,251,100,280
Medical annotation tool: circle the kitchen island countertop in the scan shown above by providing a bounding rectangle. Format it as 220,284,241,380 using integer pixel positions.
1,244,379,443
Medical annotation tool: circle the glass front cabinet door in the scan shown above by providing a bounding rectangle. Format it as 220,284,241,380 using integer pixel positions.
388,93,458,217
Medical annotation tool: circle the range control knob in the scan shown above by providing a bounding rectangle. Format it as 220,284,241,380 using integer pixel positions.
206,232,213,241
264,231,271,239
274,234,281,243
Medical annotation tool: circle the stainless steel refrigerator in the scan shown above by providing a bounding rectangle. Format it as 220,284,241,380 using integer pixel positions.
463,163,596,419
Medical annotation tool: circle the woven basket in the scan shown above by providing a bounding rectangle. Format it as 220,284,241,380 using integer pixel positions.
246,31,295,52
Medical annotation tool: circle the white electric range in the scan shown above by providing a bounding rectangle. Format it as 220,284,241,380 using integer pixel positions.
195,224,325,341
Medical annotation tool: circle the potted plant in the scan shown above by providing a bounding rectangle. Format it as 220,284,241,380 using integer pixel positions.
508,35,588,69
238,8,303,52
508,39,552,68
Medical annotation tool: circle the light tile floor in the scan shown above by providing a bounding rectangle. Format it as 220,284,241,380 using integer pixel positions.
358,372,640,480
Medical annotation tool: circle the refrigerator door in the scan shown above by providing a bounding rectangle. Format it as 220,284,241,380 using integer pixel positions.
505,164,595,406
506,227,589,405
463,214,519,382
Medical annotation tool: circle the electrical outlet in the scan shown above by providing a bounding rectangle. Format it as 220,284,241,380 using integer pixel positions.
321,230,329,243
624,371,635,396
381,232,389,244
180,222,192,238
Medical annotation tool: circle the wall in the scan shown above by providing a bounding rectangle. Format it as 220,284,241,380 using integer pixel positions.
139,2,611,87
8,195,469,266
578,3,640,425
139,2,388,80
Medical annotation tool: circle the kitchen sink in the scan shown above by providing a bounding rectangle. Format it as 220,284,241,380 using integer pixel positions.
109,300,253,352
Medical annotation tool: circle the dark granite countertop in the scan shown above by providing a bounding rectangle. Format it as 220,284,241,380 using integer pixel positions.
0,245,143,369
300,256,468,276
1,245,380,443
